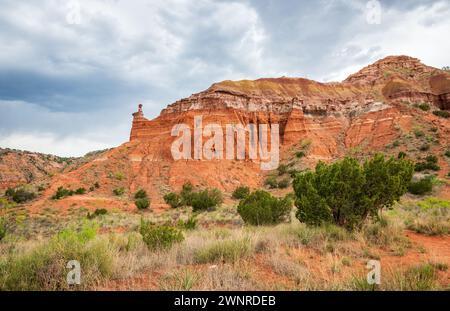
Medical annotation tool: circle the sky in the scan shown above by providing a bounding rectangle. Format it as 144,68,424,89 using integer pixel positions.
0,0,449,156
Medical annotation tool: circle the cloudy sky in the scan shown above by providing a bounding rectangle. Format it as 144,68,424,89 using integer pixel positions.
0,0,449,156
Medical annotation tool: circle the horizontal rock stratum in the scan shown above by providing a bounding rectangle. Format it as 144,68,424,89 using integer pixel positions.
10,55,450,207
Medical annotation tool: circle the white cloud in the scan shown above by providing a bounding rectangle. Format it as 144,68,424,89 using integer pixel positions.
0,132,113,157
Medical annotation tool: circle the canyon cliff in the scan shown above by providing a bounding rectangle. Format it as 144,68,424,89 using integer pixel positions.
9,56,450,208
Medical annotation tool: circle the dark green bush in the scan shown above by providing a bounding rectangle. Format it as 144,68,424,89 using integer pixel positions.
191,189,223,212
75,188,86,195
87,208,108,219
264,176,278,189
139,220,184,250
295,151,305,158
134,189,148,200
414,129,425,138
180,182,194,206
445,150,450,158
232,186,250,200
433,110,450,118
5,188,36,203
0,218,6,241
51,187,74,200
415,155,440,172
293,155,414,230
398,151,407,159
408,177,433,195
164,192,183,208
113,187,125,196
277,178,290,189
419,144,430,151
278,164,288,176
135,198,150,210
414,103,430,111
237,190,292,226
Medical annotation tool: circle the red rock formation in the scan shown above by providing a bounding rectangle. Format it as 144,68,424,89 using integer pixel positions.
21,56,450,206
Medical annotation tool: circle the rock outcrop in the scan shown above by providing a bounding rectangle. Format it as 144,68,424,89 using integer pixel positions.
16,56,450,206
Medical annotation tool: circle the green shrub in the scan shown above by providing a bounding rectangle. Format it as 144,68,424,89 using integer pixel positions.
433,110,450,118
278,164,288,176
51,187,74,200
190,189,223,212
5,188,36,203
237,190,292,226
177,216,197,230
180,182,194,206
0,218,6,241
445,150,450,158
295,151,306,158
135,198,150,210
414,103,430,111
113,187,125,196
114,172,125,181
293,155,414,230
75,188,86,195
139,220,184,251
164,192,183,208
408,177,433,195
277,178,290,189
134,189,148,200
288,169,301,178
87,208,108,220
398,151,407,159
264,176,278,189
232,186,250,200
418,143,430,151
414,129,425,138
415,155,440,172
0,223,114,290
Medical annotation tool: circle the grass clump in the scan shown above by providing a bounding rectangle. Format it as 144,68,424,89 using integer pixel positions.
237,190,292,226
139,219,184,251
403,198,450,235
0,222,114,290
177,216,198,230
417,197,450,210
194,237,253,264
